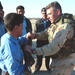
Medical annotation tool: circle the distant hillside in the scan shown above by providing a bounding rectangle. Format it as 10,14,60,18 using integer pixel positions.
29,18,40,20
29,18,39,33
73,15,75,20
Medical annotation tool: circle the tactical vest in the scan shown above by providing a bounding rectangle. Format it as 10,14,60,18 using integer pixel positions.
51,13,75,59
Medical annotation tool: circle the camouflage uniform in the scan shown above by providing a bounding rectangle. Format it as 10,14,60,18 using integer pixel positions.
34,15,75,75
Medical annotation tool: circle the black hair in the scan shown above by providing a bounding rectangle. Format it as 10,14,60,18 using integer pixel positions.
16,5,25,11
41,7,46,12
4,13,23,31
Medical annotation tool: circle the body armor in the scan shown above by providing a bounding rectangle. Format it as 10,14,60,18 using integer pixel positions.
51,13,75,59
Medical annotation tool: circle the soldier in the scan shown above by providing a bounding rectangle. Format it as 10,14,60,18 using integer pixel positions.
25,1,75,75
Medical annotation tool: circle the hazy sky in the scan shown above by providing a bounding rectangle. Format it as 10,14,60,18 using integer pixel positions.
1,0,75,18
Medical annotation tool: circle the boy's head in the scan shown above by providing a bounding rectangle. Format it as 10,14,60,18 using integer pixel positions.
4,13,23,31
4,13,23,37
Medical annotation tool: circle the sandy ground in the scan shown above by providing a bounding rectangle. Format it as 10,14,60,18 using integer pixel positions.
31,58,75,75
31,39,52,75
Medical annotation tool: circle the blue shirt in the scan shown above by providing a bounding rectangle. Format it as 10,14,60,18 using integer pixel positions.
43,20,46,29
0,33,27,75
42,19,49,29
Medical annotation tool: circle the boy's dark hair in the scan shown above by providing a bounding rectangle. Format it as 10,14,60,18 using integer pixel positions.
16,5,25,11
4,13,23,31
46,1,62,13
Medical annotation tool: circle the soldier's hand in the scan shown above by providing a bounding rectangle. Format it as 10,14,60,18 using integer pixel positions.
26,32,36,39
26,32,31,40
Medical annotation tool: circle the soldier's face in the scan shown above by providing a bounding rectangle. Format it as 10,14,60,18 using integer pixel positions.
47,7,60,23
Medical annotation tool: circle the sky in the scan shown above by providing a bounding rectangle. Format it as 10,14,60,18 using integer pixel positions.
0,0,75,18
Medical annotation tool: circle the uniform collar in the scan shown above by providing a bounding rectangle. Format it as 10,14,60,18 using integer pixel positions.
53,14,63,24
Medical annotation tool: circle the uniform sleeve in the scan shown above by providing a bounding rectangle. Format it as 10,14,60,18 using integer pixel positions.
35,29,48,40
35,23,74,56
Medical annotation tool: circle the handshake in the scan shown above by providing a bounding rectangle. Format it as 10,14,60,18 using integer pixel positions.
25,32,36,54
26,32,37,40
23,32,36,71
